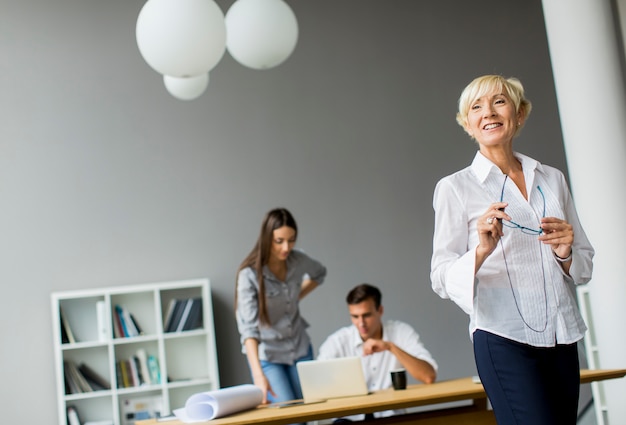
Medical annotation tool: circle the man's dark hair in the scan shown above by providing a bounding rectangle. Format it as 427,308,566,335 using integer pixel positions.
346,283,382,309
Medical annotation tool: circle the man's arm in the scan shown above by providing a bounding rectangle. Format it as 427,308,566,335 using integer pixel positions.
362,339,437,384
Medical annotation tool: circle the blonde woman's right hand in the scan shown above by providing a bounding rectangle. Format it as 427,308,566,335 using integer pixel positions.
475,202,510,270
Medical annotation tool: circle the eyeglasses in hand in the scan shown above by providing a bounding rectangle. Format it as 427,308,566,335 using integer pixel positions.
499,175,545,235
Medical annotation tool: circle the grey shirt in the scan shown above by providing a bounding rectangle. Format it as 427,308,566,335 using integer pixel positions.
236,249,327,364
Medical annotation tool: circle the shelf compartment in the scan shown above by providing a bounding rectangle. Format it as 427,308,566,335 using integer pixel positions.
114,340,161,389
164,334,211,383
111,291,156,339
65,392,114,424
119,390,164,425
59,296,107,344
63,346,111,397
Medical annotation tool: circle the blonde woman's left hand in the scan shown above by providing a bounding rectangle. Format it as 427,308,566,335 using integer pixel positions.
539,217,573,259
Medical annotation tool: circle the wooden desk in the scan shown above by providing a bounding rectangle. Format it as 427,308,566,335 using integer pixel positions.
138,369,625,425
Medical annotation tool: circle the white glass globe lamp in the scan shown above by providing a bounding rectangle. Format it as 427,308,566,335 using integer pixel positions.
163,74,210,100
136,0,226,77
225,0,298,70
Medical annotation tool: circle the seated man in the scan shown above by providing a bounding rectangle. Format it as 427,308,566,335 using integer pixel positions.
318,283,437,420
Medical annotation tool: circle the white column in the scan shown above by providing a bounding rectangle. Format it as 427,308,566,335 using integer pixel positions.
542,0,626,423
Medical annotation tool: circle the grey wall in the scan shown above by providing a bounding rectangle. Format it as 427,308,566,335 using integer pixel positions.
0,0,568,423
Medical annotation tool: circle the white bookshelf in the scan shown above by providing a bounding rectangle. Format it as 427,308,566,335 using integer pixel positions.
577,286,608,425
51,278,219,425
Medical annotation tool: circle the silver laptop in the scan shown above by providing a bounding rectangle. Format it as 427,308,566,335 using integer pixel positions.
297,357,369,402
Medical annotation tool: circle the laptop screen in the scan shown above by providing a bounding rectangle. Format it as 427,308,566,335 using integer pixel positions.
296,357,369,402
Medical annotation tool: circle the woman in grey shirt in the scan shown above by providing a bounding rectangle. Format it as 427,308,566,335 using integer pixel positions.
235,208,327,404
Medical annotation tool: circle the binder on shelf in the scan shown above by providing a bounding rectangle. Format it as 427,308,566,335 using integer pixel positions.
162,298,177,332
182,298,203,331
165,297,203,332
164,299,185,332
96,300,108,342
147,355,161,384
175,298,194,332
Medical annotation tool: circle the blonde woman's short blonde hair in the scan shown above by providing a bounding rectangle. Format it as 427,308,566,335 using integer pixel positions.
456,75,532,138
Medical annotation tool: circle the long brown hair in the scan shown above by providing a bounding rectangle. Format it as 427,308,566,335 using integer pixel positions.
235,208,298,326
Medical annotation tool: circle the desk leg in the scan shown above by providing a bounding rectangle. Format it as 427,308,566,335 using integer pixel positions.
473,397,488,411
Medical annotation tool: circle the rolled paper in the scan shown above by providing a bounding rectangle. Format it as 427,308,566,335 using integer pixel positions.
173,384,263,422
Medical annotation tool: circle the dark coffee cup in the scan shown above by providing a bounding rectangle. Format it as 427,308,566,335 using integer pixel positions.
390,369,407,390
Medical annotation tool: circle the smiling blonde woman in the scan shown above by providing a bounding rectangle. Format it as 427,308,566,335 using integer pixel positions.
430,75,594,425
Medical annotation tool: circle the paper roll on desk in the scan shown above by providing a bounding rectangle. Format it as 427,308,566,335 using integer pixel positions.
173,384,263,422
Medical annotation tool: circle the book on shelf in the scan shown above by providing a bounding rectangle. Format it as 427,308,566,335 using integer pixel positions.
64,361,93,394
64,362,82,394
136,348,152,385
128,356,140,387
112,308,124,339
113,305,142,338
115,360,123,389
78,363,111,390
60,307,76,344
117,360,132,388
115,305,131,337
67,405,82,425
123,307,140,337
115,305,132,337
116,350,159,388
164,297,203,333
69,361,90,393
129,312,144,335
61,316,70,344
